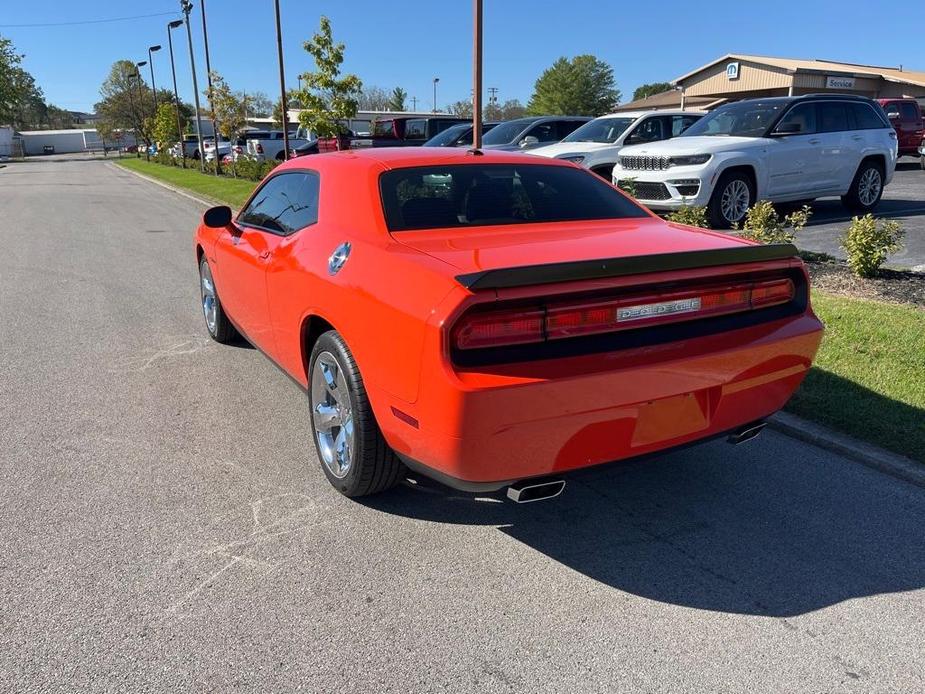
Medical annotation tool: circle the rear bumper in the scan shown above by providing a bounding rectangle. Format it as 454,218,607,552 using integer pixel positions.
374,312,823,487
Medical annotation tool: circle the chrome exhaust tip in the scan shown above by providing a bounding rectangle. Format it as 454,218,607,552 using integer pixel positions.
506,478,566,503
728,421,767,445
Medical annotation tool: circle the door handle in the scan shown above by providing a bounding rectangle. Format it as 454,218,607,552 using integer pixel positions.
808,138,821,145
852,135,864,141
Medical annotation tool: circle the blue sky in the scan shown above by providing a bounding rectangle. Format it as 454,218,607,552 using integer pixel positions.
2,1,922,113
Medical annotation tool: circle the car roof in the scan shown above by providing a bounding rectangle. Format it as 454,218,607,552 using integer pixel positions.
600,110,704,119
275,146,578,172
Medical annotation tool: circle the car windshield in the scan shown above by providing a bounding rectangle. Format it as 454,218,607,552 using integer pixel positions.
682,101,786,137
562,117,635,143
424,124,470,147
482,119,537,145
380,164,648,231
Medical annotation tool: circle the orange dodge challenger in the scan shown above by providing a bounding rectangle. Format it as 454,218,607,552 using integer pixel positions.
194,148,822,501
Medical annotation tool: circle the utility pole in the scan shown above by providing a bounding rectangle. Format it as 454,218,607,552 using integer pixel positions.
200,0,221,174
147,45,162,114
411,96,418,111
472,0,483,149
432,77,440,113
180,0,204,172
136,61,150,159
274,0,290,159
167,20,185,167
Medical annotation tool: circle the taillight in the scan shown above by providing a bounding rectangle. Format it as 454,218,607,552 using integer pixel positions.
453,277,795,350
453,308,544,350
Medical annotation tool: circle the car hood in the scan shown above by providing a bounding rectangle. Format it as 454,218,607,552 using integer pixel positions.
392,217,752,277
619,136,759,156
529,141,616,158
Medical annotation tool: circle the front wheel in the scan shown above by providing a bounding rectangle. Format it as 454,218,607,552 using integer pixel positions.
309,331,405,497
842,160,884,213
707,171,754,229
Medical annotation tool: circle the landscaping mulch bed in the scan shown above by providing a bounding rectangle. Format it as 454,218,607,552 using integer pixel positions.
805,259,925,308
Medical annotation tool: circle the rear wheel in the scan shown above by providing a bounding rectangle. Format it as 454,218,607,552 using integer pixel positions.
842,159,884,212
309,331,405,497
707,171,754,228
199,257,237,343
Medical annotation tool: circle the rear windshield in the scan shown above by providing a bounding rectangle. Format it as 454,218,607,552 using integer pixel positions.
380,164,648,231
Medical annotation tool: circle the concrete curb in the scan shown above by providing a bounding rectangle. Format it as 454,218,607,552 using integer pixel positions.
108,161,218,208
770,411,925,489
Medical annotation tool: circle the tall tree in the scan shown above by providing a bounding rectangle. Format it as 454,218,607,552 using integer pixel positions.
358,86,390,111
632,82,673,101
485,99,525,121
243,91,273,118
0,35,45,129
95,60,155,145
205,71,245,140
388,87,407,111
293,16,362,142
527,55,620,116
446,100,473,117
150,101,190,146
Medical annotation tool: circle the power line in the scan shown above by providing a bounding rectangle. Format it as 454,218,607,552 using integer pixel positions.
0,11,179,29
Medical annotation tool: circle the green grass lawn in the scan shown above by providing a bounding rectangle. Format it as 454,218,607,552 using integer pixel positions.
115,157,257,208
787,292,925,462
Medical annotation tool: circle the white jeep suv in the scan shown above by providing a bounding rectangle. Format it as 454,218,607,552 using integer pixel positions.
529,110,702,179
612,95,898,228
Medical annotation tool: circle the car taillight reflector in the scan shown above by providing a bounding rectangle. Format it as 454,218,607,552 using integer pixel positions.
452,308,545,350
453,278,795,350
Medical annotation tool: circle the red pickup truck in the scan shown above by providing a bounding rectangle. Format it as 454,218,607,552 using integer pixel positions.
877,98,925,158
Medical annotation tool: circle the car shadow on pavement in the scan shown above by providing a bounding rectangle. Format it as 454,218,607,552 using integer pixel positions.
360,437,925,617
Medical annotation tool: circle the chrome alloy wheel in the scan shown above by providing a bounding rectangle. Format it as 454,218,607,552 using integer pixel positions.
311,351,354,479
721,179,751,224
858,167,882,207
200,262,217,335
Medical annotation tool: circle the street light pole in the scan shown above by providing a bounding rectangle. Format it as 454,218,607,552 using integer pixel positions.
199,0,221,175
148,45,162,115
136,61,150,159
472,0,483,150
180,1,205,172
274,0,290,160
432,77,440,113
167,21,185,167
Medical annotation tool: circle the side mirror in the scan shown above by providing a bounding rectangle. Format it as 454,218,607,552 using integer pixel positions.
203,205,232,228
771,122,802,136
519,135,539,148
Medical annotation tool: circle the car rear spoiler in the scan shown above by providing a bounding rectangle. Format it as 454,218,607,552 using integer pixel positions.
455,243,800,291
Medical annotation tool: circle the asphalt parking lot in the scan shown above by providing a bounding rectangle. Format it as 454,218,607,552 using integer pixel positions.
796,161,925,270
2,159,924,692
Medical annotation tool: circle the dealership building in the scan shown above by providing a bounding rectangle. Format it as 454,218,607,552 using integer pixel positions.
618,54,925,111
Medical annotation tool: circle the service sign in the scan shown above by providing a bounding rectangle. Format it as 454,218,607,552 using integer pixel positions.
826,75,856,90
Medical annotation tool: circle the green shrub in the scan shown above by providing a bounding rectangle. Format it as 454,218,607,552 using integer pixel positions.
666,204,710,229
617,177,637,198
841,214,904,278
231,156,280,181
737,200,810,244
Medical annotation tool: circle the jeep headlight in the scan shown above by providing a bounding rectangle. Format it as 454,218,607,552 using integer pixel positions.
669,154,711,166
558,155,586,164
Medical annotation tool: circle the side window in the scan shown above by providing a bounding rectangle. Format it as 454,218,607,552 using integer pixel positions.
527,122,560,142
817,103,849,133
556,120,584,139
900,102,919,122
238,172,320,236
671,115,699,137
850,103,886,129
625,117,665,144
774,103,816,135
404,119,428,140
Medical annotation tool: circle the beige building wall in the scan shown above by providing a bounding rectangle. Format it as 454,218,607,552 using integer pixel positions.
683,59,791,97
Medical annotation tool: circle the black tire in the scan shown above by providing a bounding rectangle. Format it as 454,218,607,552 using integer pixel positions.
309,331,405,497
707,170,754,229
275,151,286,161
842,159,884,213
198,257,237,343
